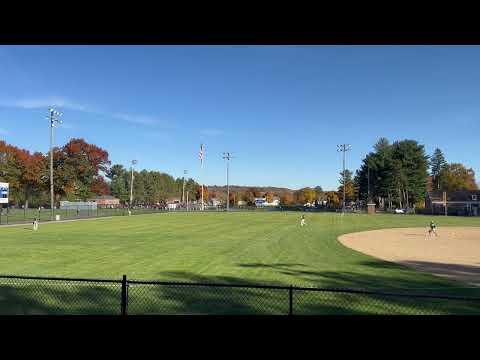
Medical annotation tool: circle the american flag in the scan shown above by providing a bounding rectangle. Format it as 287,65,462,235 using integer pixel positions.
199,144,205,168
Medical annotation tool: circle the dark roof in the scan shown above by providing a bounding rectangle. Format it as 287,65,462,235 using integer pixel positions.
428,190,480,202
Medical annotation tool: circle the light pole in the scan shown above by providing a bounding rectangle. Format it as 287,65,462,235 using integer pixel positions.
367,161,370,204
48,108,62,220
182,170,187,205
222,152,233,211
337,144,351,214
130,160,137,208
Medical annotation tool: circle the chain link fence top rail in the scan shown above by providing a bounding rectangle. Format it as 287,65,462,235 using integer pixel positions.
0,205,352,226
0,207,172,226
1,275,480,315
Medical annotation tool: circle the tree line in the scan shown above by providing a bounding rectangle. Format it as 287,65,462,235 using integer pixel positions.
1,137,477,209
0,138,200,208
354,138,478,209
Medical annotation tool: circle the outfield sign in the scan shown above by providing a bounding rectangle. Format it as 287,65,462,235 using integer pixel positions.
0,182,9,204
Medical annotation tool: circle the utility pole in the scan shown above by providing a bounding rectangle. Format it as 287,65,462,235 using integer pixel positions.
443,191,447,216
48,108,62,220
337,144,351,214
182,170,187,205
222,152,234,211
130,160,138,208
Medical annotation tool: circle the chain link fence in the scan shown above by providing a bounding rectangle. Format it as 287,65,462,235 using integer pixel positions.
0,207,171,226
1,275,479,315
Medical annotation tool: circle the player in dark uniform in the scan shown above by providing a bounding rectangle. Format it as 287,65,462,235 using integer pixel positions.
428,220,437,237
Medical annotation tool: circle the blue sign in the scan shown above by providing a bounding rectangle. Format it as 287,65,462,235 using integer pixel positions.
0,182,8,203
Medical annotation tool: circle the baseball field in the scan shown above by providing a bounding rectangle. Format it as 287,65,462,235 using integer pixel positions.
1,211,479,314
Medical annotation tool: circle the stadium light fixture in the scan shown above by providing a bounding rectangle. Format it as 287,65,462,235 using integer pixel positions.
337,144,351,214
130,160,138,208
222,152,235,211
48,107,63,220
182,169,188,204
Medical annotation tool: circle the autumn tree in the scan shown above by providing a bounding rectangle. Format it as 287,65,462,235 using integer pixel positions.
279,192,294,205
0,141,48,207
338,170,355,203
244,190,256,205
90,176,111,196
265,191,274,203
325,191,340,208
296,187,316,204
438,163,478,192
195,185,209,202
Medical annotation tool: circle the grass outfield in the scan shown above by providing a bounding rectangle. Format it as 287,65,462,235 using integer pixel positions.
1,211,480,314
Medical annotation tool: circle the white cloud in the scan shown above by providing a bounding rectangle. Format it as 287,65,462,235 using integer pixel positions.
0,96,89,112
0,96,165,127
58,123,76,130
112,113,158,125
200,129,224,137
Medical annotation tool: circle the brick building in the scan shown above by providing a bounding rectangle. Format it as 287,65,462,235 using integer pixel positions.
87,195,120,208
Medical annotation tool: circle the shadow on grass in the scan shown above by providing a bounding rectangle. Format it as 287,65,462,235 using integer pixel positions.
0,280,121,315
126,270,480,315
2,261,480,315
399,260,480,287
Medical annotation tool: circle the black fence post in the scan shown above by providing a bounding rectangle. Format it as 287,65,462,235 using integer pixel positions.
289,285,293,316
121,275,128,316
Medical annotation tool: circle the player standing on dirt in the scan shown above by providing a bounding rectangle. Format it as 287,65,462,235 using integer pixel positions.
428,220,438,237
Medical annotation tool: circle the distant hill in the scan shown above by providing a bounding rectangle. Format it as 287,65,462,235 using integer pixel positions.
207,185,296,197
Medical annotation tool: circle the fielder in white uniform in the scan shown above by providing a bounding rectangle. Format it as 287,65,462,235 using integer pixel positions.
300,215,306,227
33,218,39,231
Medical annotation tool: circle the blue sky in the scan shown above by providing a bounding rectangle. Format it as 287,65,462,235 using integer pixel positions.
1,45,479,190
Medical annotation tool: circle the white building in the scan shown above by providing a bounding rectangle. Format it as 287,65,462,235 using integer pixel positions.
166,198,181,210
210,198,221,206
255,197,280,207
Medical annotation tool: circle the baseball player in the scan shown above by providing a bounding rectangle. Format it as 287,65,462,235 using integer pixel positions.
428,220,438,237
32,218,39,231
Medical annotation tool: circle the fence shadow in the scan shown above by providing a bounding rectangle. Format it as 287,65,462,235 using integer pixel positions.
2,265,480,315
131,270,480,315
0,281,121,315
399,260,480,287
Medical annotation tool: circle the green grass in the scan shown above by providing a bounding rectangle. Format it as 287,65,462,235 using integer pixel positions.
1,211,480,315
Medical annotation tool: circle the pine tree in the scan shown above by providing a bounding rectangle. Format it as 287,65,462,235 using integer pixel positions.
430,148,447,190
